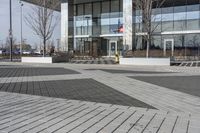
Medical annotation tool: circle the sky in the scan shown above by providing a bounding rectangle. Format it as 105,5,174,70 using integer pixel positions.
0,0,61,46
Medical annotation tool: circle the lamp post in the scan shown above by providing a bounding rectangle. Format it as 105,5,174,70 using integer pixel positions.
9,0,13,61
19,0,24,56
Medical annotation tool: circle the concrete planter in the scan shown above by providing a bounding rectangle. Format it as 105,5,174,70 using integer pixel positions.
120,57,170,66
21,57,53,63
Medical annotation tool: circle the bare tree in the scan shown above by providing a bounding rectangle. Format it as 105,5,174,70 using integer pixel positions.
25,0,60,57
134,0,166,58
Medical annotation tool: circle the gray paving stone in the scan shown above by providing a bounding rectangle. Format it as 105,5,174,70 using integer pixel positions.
86,69,175,74
0,67,80,77
130,76,200,97
0,91,198,133
0,79,154,108
0,63,199,133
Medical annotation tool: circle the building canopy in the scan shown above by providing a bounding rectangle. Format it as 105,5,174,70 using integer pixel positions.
22,0,200,12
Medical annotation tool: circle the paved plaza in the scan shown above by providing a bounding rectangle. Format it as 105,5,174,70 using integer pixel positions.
0,63,200,133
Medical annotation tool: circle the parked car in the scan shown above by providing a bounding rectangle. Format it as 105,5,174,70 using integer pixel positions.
33,51,41,55
22,51,32,55
13,50,20,55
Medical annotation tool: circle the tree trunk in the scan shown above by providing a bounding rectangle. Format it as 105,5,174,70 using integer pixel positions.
146,34,150,58
43,38,46,57
146,41,149,58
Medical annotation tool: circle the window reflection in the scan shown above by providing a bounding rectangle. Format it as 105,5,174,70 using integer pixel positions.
71,0,200,58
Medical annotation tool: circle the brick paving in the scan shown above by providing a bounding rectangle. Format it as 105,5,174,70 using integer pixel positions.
0,63,200,133
0,67,80,77
85,69,174,74
130,76,200,97
0,79,154,108
0,92,199,133
180,61,200,67
70,60,116,64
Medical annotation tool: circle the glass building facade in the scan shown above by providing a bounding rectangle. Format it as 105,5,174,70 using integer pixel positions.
72,0,124,57
61,0,200,58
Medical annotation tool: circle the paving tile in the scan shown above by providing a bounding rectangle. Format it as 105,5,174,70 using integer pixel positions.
0,79,154,108
0,67,80,77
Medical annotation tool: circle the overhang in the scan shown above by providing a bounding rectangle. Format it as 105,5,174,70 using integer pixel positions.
22,0,200,12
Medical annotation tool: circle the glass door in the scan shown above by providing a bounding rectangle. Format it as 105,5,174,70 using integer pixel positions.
109,41,117,57
164,39,174,57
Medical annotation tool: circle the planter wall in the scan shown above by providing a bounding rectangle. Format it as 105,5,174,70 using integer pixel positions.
120,58,170,66
21,57,52,63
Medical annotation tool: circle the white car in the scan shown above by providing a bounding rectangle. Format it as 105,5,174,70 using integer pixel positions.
22,51,31,55
34,51,41,55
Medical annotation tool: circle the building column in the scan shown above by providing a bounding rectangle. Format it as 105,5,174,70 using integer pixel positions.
123,0,133,50
61,1,68,52
61,0,74,52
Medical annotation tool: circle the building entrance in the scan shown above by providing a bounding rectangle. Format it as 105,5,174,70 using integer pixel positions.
103,36,123,57
164,39,174,57
109,41,118,57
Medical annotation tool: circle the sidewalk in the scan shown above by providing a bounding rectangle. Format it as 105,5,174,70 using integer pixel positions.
0,63,200,132
0,92,199,133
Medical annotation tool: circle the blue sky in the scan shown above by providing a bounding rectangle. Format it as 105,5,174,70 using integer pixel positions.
0,0,60,46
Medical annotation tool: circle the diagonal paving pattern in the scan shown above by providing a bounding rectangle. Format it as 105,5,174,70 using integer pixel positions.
0,92,199,133
73,68,200,115
0,63,200,132
0,79,154,108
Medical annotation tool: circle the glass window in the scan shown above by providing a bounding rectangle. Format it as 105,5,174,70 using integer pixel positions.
174,35,185,57
152,8,161,15
174,6,186,13
174,6,186,21
101,25,110,34
162,7,173,14
185,34,200,56
102,1,110,13
186,34,200,47
93,2,101,17
85,3,92,15
136,23,142,32
174,21,186,31
135,36,143,50
77,4,84,16
152,22,161,32
187,20,199,30
174,35,185,48
174,12,186,21
93,2,101,35
111,0,119,12
162,21,173,31
187,4,199,12
120,0,123,12
187,11,200,20
186,4,200,30
162,7,174,22
151,36,162,49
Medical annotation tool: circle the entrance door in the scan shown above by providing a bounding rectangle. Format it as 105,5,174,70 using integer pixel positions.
109,41,117,57
164,39,174,57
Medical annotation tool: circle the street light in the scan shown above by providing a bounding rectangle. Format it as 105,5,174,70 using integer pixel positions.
19,0,24,56
9,0,13,61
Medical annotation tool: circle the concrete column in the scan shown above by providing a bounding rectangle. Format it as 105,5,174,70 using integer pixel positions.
123,0,133,50
61,1,68,52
